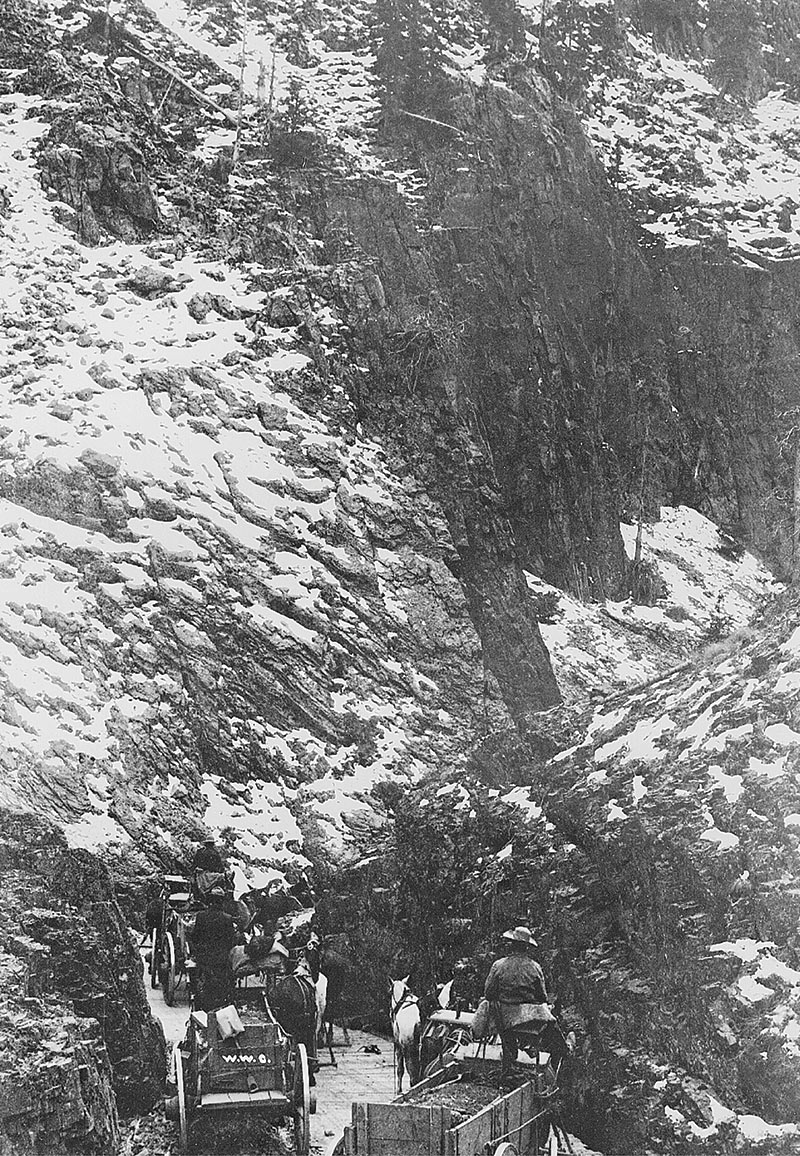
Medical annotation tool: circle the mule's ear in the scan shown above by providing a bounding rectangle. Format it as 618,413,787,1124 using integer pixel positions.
402,974,410,985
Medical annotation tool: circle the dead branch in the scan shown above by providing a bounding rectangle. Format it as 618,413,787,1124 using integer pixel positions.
398,108,465,137
125,43,239,126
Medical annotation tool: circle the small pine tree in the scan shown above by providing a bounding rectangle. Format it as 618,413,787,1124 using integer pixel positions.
371,0,451,124
281,73,313,137
277,0,317,67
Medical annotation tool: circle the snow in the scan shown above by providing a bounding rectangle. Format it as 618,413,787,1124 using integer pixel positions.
748,754,786,779
64,810,131,849
501,786,543,822
528,507,776,703
0,74,468,861
737,975,775,1002
710,939,777,964
764,723,800,746
737,1115,798,1142
707,765,744,804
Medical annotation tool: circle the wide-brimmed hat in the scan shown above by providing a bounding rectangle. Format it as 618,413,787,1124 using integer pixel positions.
202,836,216,844
502,926,538,948
209,886,226,897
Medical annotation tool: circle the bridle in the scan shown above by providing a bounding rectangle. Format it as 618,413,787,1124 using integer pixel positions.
390,987,418,1020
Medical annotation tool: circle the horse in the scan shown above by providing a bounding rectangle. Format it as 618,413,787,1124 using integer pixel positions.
271,959,320,1084
305,933,352,1049
389,976,421,1092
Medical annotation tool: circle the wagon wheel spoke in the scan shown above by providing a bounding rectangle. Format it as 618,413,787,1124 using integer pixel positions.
149,928,160,989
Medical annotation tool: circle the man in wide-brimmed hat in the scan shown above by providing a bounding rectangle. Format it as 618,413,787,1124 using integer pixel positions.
483,927,555,1073
190,886,236,1011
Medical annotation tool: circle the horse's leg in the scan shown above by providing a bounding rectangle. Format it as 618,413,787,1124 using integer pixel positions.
394,1041,405,1093
406,1036,420,1086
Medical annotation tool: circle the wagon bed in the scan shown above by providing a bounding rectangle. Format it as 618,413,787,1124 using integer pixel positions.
170,986,312,1153
338,1059,566,1155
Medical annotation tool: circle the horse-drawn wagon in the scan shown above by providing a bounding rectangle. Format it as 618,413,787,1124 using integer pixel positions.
146,874,197,1006
335,1054,571,1155
169,983,314,1154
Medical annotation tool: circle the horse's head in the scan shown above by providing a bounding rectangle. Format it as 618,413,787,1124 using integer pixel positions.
389,975,414,1010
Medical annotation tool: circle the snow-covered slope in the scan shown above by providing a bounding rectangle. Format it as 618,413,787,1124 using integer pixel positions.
555,3,800,260
534,581,800,1148
0,81,505,887
528,505,779,701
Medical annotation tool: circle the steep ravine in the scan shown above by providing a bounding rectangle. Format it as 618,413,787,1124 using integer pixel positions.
1,0,800,1150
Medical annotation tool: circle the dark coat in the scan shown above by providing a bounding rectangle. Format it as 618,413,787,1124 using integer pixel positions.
192,845,226,873
191,907,235,969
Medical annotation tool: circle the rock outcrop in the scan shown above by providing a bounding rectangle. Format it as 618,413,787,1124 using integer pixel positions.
0,809,165,1150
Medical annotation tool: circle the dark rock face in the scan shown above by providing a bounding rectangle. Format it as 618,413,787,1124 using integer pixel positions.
40,124,159,244
0,956,119,1156
653,246,795,570
317,78,654,602
0,810,165,1143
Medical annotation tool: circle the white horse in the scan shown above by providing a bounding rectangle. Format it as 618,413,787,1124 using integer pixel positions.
389,976,421,1092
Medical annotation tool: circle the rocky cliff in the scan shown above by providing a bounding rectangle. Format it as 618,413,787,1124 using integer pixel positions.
0,810,164,1152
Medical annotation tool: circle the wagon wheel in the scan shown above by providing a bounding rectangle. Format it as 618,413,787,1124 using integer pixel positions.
172,1041,189,1152
292,1042,311,1156
160,931,177,1006
493,1146,518,1155
149,928,160,989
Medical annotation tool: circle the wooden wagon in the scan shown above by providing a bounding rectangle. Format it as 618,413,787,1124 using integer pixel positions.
336,1057,570,1156
169,985,313,1154
147,873,197,1006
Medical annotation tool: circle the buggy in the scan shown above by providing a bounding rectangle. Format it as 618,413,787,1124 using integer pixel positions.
147,874,197,1006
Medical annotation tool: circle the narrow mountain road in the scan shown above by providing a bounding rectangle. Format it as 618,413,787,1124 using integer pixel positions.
140,953,396,1154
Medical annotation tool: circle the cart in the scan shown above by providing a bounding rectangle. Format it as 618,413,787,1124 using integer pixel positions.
335,1053,571,1155
149,874,197,1006
169,984,314,1154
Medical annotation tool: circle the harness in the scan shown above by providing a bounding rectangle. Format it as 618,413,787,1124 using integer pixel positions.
390,990,418,1020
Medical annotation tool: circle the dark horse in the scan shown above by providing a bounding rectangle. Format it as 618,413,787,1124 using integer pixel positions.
304,933,351,1048
270,964,319,1084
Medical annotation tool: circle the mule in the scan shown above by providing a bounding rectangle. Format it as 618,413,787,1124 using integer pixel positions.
389,976,421,1092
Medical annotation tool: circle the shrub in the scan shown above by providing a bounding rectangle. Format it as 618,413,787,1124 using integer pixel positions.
533,589,562,624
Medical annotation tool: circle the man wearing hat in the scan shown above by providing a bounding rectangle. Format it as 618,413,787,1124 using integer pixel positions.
191,835,228,902
483,927,555,1073
190,886,236,1011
